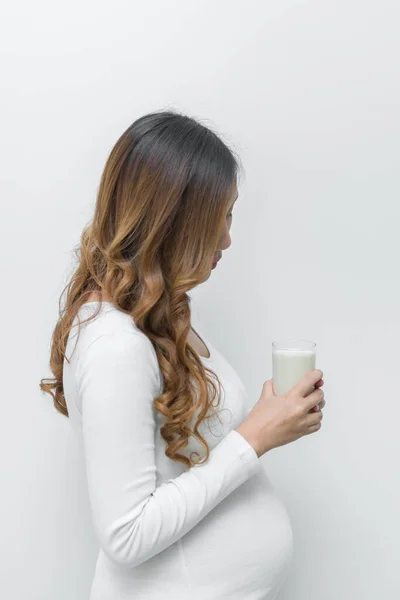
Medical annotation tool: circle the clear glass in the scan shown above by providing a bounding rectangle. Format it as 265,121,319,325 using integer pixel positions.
272,339,317,395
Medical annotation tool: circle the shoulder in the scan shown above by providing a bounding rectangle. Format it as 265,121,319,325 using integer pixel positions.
69,303,149,348
68,304,161,387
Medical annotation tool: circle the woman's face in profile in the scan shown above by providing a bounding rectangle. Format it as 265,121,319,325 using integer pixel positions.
205,187,238,280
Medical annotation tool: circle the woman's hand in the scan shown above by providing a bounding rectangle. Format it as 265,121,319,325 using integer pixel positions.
236,370,325,457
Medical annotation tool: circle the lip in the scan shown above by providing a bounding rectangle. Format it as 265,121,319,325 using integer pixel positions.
212,253,222,268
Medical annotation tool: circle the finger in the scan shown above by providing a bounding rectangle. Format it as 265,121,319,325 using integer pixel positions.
314,379,324,388
309,397,326,412
305,410,323,428
294,369,323,397
303,387,324,412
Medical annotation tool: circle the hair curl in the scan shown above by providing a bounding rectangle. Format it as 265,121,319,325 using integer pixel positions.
39,109,241,470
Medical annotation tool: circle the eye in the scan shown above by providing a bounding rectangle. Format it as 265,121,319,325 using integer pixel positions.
227,212,233,218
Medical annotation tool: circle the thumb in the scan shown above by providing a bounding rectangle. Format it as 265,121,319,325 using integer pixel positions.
265,378,275,394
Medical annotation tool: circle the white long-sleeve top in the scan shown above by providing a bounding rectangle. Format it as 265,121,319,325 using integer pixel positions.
63,301,293,599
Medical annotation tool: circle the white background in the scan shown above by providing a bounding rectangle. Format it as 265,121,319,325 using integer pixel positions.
1,1,399,598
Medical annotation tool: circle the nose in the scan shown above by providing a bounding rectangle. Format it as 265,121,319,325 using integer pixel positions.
218,226,232,253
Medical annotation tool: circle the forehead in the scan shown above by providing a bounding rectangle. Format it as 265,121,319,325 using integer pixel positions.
230,184,238,200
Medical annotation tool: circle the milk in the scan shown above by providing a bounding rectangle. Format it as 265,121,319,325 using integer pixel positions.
272,347,316,396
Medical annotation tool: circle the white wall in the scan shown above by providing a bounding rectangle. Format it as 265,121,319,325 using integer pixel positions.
1,1,399,598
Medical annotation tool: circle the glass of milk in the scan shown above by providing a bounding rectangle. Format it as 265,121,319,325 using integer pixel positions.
272,339,316,396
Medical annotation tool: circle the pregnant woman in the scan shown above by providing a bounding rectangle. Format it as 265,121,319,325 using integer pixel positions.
40,110,325,599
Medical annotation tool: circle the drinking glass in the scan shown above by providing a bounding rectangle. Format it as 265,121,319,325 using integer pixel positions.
272,339,317,396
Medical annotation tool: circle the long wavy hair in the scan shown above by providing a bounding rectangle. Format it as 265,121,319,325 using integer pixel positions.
39,109,241,470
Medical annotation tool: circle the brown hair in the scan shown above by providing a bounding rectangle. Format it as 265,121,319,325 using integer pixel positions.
39,109,241,470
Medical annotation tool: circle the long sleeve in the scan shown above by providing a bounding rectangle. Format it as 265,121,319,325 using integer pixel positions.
75,328,261,569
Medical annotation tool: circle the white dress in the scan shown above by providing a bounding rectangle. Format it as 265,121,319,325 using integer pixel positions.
63,301,293,599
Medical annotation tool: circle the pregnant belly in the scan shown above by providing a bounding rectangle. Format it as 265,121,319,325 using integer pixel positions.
92,470,294,600
181,468,294,599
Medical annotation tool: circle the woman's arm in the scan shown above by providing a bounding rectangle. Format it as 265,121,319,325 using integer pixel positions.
75,329,260,568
